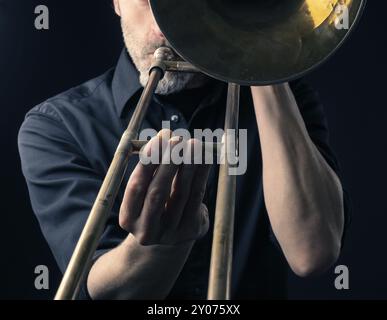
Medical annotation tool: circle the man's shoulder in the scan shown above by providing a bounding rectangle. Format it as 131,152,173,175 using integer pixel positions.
25,68,115,123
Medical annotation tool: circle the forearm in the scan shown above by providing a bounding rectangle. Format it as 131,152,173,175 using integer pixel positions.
87,233,194,299
251,84,344,276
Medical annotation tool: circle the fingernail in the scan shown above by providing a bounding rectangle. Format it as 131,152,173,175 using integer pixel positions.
171,135,183,143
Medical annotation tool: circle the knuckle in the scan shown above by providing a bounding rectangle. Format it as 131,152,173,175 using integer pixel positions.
159,128,172,135
157,128,172,140
147,187,164,204
127,182,143,196
118,212,131,231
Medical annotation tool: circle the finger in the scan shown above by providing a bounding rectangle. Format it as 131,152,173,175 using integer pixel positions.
163,141,196,230
139,135,182,241
179,155,212,229
185,163,212,209
119,129,170,231
186,139,212,206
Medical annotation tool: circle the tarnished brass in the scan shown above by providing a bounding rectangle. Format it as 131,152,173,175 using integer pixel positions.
150,0,366,85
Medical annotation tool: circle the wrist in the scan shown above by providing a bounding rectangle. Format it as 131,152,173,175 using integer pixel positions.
122,233,195,261
250,82,300,121
250,82,291,106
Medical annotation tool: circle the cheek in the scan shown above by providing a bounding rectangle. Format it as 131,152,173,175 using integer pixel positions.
120,1,153,35
120,0,149,21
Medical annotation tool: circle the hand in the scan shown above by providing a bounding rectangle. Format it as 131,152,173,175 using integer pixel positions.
119,129,211,246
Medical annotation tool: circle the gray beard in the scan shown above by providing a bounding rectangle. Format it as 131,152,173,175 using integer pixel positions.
140,69,199,95
121,19,209,95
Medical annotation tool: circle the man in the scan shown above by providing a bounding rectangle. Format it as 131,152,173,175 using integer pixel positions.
18,0,348,299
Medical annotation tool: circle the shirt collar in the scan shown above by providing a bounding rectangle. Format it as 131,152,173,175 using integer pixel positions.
112,49,143,118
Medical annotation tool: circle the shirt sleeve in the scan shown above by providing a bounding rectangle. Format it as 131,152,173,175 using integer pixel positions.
18,104,128,299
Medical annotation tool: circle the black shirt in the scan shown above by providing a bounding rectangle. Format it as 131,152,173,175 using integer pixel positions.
18,49,349,299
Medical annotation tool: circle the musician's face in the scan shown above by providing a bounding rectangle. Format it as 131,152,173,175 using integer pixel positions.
113,0,207,95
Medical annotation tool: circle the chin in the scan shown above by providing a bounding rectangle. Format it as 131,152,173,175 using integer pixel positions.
139,70,194,95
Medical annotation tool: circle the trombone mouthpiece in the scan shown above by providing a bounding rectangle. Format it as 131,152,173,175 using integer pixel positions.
154,47,175,61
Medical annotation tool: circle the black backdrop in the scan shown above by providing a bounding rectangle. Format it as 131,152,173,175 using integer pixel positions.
1,0,386,299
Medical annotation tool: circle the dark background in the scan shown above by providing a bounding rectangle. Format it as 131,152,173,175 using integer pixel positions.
1,0,385,300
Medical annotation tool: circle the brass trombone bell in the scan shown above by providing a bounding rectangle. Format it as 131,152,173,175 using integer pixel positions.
150,0,366,85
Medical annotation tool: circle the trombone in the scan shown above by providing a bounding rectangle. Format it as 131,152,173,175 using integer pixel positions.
55,0,366,300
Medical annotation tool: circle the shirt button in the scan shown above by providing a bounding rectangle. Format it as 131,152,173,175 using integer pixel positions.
170,114,179,123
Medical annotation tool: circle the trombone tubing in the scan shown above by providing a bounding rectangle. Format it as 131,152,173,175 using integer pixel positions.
207,83,240,300
54,68,163,300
